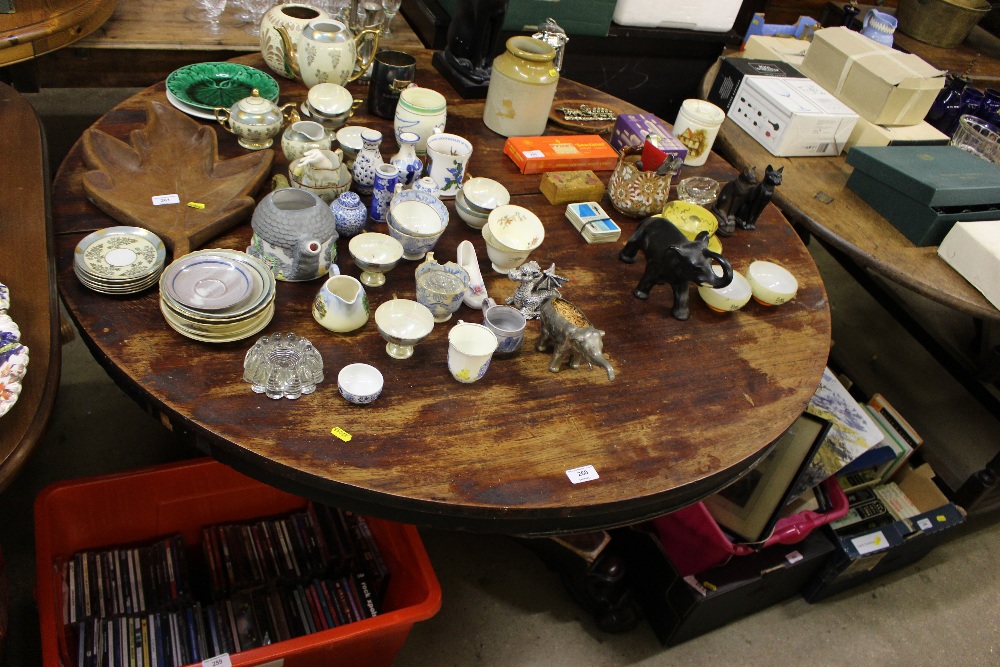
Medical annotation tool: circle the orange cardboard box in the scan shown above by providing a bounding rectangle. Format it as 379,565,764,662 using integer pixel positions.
503,135,619,174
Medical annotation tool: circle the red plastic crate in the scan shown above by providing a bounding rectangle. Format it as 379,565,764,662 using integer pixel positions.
652,476,849,577
34,458,441,667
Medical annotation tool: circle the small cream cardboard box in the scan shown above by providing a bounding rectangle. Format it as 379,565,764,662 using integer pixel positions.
742,35,810,68
938,220,1000,311
799,27,945,126
845,117,950,150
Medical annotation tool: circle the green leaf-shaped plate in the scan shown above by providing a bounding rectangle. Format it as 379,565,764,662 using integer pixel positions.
166,62,280,112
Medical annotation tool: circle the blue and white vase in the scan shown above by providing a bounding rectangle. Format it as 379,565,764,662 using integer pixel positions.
351,128,384,195
369,163,400,224
331,191,368,237
389,131,423,188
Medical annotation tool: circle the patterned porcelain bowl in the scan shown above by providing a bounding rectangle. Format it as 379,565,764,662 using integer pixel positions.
487,205,544,252
337,363,384,404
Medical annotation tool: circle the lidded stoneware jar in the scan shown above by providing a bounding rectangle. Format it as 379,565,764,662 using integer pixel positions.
483,36,559,137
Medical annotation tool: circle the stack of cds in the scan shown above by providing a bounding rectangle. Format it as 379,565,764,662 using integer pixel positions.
74,227,167,294
159,249,276,343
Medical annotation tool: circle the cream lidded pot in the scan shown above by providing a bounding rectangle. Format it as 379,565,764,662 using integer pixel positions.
215,89,295,150
483,36,559,137
673,99,725,167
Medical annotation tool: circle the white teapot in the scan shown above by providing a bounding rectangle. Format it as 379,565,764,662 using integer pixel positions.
276,18,380,88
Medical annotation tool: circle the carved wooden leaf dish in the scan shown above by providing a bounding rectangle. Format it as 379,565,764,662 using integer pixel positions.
81,100,274,257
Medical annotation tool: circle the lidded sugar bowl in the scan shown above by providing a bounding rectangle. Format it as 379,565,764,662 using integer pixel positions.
215,88,295,150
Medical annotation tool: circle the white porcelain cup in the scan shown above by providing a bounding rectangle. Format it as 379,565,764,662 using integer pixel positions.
447,320,498,383
481,297,526,356
425,132,473,198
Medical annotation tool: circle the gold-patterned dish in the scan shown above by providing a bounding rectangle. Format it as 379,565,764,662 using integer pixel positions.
658,200,723,254
74,226,167,294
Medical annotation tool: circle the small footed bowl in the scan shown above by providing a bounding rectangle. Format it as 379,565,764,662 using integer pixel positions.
699,268,752,312
482,223,530,274
348,232,404,287
375,298,435,359
337,363,384,404
487,205,545,252
747,260,798,306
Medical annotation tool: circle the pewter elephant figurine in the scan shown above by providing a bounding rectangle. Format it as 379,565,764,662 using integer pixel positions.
537,297,615,381
618,216,733,321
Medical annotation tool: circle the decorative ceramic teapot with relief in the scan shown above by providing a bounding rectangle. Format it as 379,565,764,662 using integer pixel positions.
276,18,381,88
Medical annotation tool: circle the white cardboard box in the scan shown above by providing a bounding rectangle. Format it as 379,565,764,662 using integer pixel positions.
728,76,858,157
938,220,1000,311
612,0,743,31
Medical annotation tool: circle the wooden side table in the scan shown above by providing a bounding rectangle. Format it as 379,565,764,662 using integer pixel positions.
0,82,61,493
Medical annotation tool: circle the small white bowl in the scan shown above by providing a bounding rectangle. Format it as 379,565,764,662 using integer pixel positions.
337,363,384,404
455,190,490,229
487,205,545,252
308,83,354,116
747,260,798,306
391,200,444,237
461,177,510,213
698,268,752,312
335,125,368,162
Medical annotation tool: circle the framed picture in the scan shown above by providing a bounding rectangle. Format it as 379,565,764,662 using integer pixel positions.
703,412,833,544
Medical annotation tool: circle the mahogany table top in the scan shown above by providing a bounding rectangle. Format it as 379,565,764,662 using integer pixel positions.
52,52,831,535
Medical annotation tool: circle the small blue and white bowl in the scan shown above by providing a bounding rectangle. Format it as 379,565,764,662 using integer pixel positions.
337,363,384,405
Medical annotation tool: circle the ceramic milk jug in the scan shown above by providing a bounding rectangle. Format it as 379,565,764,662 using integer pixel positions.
276,18,381,88
312,270,370,333
860,8,897,47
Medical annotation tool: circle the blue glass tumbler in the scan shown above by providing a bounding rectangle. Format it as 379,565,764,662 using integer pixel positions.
949,87,985,135
927,74,970,132
979,88,1000,122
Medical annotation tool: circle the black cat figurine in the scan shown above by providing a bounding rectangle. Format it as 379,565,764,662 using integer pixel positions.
739,165,783,231
711,166,757,237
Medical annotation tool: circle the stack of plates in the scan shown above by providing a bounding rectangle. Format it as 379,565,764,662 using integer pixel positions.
159,249,276,343
74,227,167,295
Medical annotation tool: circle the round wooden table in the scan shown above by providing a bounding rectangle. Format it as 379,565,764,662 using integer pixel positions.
0,0,116,67
52,52,831,536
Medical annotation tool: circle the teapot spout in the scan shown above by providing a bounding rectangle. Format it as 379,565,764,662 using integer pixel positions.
275,26,302,80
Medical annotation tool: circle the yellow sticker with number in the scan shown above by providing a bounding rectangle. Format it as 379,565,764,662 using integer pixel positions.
330,427,352,442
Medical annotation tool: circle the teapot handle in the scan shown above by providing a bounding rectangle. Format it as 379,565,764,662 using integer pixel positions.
345,28,382,83
279,103,298,125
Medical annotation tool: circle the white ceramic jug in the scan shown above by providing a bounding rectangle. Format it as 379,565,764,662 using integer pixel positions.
313,270,370,333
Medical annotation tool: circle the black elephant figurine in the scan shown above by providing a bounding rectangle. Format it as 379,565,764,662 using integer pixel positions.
618,216,734,321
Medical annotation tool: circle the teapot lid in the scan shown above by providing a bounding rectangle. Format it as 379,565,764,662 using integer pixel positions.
237,89,275,113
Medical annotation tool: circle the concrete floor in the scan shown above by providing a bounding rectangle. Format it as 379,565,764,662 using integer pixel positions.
3,88,1000,666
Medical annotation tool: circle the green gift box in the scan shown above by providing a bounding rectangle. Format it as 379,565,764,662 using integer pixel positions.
846,145,1000,247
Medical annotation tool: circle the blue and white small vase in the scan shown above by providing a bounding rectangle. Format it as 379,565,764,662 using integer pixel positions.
351,128,384,195
389,131,423,188
369,163,400,224
331,191,368,237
